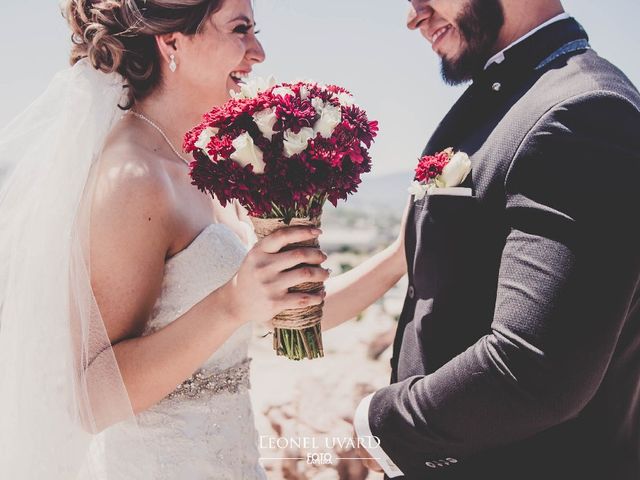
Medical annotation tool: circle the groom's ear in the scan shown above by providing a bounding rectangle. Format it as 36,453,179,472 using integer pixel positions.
154,33,179,63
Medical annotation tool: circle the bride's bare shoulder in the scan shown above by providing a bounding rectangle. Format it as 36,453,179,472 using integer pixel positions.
90,118,179,245
93,119,176,215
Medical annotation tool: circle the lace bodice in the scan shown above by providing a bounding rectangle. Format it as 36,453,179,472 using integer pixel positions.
143,223,251,371
101,223,266,480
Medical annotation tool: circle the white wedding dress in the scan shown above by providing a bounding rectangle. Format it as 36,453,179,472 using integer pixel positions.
0,62,269,479
100,223,267,479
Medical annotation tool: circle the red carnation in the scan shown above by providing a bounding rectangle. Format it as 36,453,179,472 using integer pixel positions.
415,148,453,182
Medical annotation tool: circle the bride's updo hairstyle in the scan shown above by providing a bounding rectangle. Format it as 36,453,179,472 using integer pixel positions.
64,0,224,107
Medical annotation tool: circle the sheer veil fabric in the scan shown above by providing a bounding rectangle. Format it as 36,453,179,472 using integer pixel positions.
0,60,154,478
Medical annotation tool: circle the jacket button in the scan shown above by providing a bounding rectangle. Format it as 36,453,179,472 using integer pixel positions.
408,285,415,299
446,458,458,464
492,82,502,92
425,462,437,469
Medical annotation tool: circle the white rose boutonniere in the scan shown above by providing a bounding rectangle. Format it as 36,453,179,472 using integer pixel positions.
437,151,472,188
409,148,472,201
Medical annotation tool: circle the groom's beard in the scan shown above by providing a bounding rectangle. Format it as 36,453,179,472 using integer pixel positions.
441,0,505,85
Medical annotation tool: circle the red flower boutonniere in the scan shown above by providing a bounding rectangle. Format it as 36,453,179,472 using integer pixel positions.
408,147,472,201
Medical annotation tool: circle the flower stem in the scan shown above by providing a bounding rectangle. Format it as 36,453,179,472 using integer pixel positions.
274,325,324,361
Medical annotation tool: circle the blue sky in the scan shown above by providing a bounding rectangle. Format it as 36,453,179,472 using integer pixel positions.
1,0,638,176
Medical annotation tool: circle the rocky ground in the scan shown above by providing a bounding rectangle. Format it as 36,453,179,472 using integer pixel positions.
249,274,407,480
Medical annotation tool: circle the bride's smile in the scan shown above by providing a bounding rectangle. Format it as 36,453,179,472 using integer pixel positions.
168,1,265,108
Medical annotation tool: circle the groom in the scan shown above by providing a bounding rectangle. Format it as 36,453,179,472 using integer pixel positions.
353,0,640,478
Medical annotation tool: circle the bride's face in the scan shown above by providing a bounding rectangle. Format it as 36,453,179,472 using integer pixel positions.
175,0,265,107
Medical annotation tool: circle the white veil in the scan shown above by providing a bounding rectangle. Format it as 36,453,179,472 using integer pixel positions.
0,60,153,478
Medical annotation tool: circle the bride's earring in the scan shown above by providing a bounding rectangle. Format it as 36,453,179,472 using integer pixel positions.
169,54,177,73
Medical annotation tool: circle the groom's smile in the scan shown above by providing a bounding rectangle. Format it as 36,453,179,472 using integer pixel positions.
407,0,505,85
428,24,454,51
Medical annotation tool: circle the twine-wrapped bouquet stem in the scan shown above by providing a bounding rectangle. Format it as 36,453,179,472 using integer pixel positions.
251,216,324,360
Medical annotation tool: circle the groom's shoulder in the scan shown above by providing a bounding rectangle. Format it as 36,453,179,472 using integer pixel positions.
506,49,640,150
538,49,640,111
491,50,640,181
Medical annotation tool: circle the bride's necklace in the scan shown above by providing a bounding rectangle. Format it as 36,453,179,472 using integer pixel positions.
127,110,190,167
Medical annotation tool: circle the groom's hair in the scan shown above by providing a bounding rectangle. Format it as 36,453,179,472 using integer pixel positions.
441,0,505,85
63,0,224,108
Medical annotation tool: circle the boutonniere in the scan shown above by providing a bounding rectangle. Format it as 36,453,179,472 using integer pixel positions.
408,147,472,201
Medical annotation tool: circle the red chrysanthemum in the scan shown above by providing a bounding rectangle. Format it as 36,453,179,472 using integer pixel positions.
273,95,317,134
415,149,453,182
184,80,378,220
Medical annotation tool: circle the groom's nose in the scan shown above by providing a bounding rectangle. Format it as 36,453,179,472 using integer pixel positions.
407,1,434,31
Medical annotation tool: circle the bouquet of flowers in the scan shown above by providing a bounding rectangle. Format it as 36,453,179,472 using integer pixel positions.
184,78,378,360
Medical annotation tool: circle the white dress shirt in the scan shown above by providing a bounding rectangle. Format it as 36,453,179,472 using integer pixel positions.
354,12,572,478
484,12,571,69
354,393,405,477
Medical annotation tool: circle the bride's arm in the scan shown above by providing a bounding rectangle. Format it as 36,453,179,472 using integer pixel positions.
87,153,327,430
321,198,411,331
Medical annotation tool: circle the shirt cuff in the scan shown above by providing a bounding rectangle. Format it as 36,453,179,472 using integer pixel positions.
354,393,404,478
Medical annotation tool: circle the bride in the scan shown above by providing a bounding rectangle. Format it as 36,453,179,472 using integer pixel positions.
0,0,331,478
0,0,411,477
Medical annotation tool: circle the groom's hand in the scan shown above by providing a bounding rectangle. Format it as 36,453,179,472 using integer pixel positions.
353,430,383,473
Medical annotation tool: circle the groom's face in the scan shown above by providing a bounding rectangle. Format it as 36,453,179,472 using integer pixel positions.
407,0,505,85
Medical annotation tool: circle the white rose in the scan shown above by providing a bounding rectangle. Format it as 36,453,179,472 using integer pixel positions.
230,132,266,174
311,97,324,113
336,92,355,107
313,102,342,139
408,181,428,201
252,107,277,141
271,86,295,98
230,75,277,99
195,127,218,153
283,127,315,158
439,152,472,187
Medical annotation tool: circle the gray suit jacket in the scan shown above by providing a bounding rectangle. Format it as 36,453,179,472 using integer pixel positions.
369,18,640,479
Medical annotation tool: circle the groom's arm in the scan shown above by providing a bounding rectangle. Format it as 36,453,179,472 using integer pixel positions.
357,92,640,473
322,198,410,331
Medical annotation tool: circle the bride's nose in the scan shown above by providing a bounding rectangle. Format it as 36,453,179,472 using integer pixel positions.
247,37,266,65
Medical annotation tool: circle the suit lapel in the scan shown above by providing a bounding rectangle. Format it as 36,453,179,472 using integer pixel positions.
423,83,481,156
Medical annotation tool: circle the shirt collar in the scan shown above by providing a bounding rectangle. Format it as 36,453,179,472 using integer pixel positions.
484,12,571,70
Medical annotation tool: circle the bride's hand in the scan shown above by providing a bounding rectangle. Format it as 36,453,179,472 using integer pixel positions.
221,226,329,328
